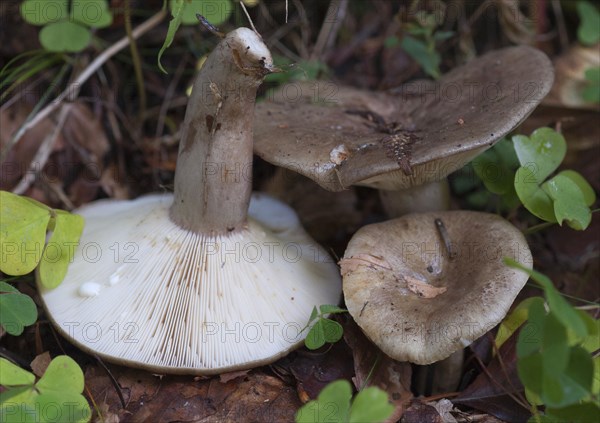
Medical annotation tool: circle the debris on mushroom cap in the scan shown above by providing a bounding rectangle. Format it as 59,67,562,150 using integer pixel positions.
340,211,532,365
39,193,341,374
254,46,554,191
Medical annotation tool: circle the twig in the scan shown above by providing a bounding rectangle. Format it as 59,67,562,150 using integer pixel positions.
1,10,166,164
435,218,456,260
94,354,127,409
240,1,259,35
311,0,349,61
471,351,531,411
551,0,569,51
12,103,73,194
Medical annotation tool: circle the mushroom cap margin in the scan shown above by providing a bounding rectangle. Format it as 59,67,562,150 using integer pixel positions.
341,210,532,364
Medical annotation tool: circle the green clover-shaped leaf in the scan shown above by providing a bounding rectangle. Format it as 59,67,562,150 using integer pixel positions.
0,191,51,275
349,387,394,423
20,0,69,25
72,0,113,28
583,67,600,104
38,211,84,289
512,128,594,229
296,380,352,423
295,380,393,423
0,356,90,423
513,128,566,185
577,1,600,46
0,281,37,336
40,21,91,52
542,172,592,230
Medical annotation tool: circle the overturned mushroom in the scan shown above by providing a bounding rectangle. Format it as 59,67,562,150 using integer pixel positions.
340,211,532,364
38,28,341,374
254,46,554,216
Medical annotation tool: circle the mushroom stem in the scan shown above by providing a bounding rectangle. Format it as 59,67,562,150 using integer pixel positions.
378,180,450,217
170,29,273,234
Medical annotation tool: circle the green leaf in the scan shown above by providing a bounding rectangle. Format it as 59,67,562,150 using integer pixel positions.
550,346,594,407
319,305,346,315
496,297,540,350
577,1,600,45
559,170,597,206
305,319,327,350
0,389,38,423
321,319,343,343
514,166,556,222
511,128,595,227
39,21,91,52
173,0,233,26
541,311,569,374
36,356,85,394
593,355,600,395
0,356,90,423
472,141,517,195
0,281,37,336
513,128,566,185
0,191,51,275
34,391,90,423
542,173,592,230
546,402,600,423
308,306,318,323
578,314,599,352
582,67,600,104
349,387,394,423
401,35,440,79
20,0,69,25
38,212,84,289
505,259,589,339
517,297,545,358
518,352,544,399
35,356,90,423
296,380,352,423
72,0,113,28
0,358,35,386
305,318,342,349
158,0,186,73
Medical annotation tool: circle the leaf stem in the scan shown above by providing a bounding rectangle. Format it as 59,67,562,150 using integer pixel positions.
124,0,146,126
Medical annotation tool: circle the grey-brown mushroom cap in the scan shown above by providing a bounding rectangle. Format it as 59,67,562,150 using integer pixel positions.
254,46,554,191
340,211,532,365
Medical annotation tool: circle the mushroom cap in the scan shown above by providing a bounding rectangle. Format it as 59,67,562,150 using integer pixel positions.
340,211,532,365
254,46,554,191
38,193,341,374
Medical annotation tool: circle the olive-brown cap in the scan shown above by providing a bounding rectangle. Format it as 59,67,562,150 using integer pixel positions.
340,211,532,364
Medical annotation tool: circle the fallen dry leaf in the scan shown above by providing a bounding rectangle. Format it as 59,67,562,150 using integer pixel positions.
343,318,412,423
404,275,447,298
85,364,301,422
282,340,355,402
402,399,444,423
339,253,392,276
454,331,530,422
429,398,457,423
219,369,250,384
30,351,52,378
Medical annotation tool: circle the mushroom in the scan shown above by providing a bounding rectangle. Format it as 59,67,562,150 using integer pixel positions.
38,28,341,374
253,46,554,216
339,210,532,364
